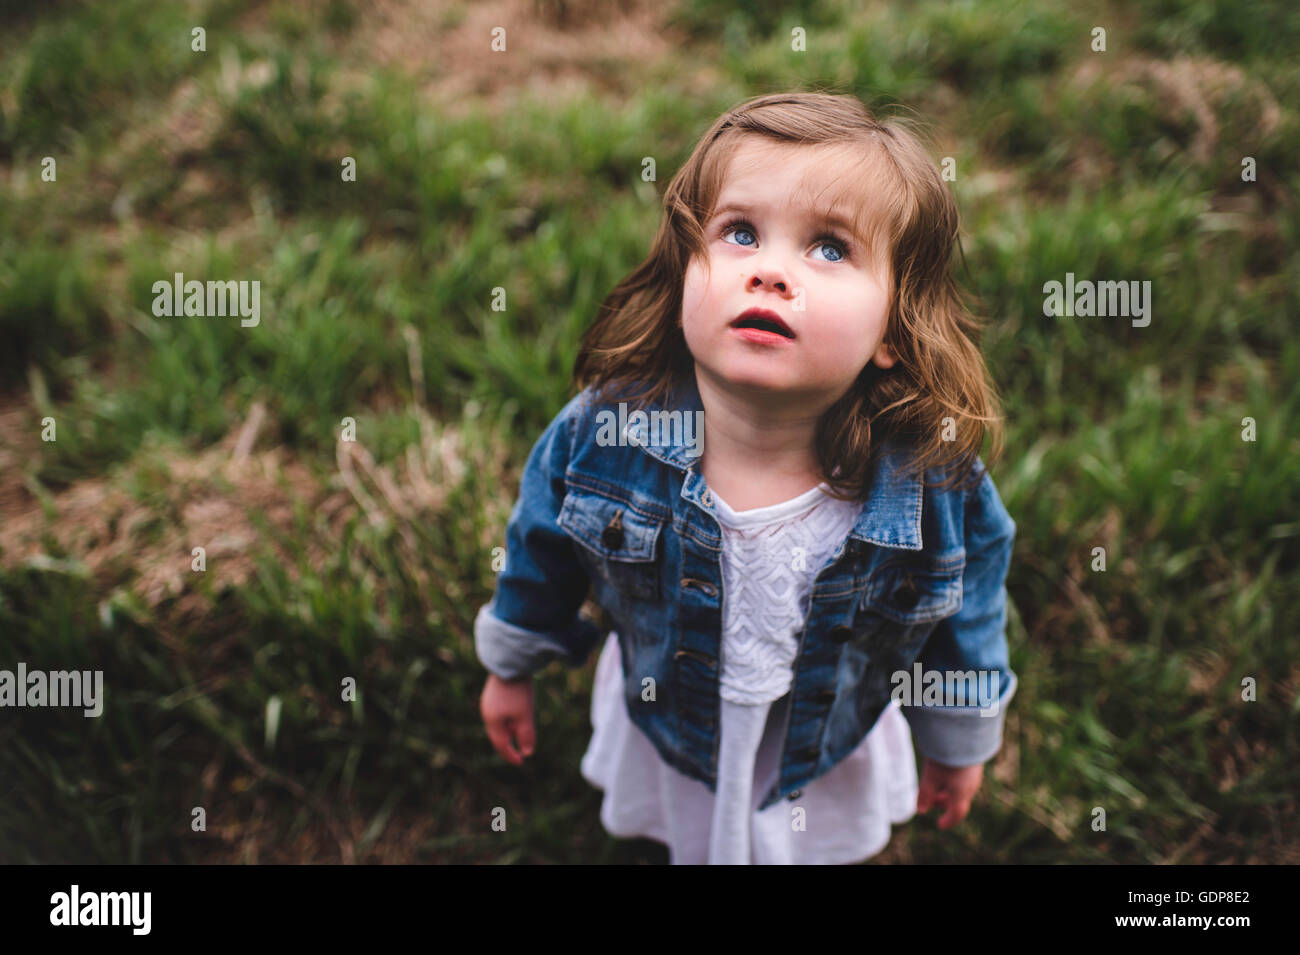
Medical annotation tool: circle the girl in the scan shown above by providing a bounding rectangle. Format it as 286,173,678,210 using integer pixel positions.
476,91,1016,865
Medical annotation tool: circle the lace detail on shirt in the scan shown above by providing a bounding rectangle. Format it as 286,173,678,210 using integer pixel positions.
710,483,863,705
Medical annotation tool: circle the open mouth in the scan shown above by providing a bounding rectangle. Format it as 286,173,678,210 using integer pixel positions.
730,310,795,339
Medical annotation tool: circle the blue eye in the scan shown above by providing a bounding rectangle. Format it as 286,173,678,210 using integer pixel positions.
720,221,756,247
813,241,845,263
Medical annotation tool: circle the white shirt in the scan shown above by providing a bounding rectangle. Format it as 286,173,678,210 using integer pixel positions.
580,482,918,864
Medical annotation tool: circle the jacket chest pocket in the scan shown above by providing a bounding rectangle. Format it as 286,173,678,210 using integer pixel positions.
851,559,964,655
558,486,667,602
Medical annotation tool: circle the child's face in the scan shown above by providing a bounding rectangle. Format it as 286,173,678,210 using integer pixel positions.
681,138,896,409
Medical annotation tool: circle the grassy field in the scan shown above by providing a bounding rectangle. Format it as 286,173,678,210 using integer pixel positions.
0,0,1297,863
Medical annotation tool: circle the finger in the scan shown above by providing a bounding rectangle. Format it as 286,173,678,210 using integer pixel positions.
916,776,942,814
938,798,971,830
514,717,535,758
486,719,522,765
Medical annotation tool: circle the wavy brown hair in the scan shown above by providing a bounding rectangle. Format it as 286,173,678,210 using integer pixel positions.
571,90,1004,498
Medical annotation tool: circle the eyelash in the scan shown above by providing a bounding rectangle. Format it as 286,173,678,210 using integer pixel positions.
716,215,855,262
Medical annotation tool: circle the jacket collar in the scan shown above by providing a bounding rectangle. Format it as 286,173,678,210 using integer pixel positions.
623,371,924,551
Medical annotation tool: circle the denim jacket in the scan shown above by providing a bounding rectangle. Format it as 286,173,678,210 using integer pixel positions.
475,372,1018,811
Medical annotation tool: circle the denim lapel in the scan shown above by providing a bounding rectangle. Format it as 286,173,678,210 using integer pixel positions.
632,372,924,551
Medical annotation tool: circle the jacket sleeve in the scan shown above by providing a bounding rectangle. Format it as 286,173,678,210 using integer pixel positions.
473,390,604,681
900,466,1018,767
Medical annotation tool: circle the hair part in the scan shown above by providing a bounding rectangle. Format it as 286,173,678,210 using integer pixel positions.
571,90,1004,498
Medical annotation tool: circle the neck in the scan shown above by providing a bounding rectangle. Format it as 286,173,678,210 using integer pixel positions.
694,365,835,484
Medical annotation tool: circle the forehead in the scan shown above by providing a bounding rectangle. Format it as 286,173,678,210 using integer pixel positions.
716,139,860,209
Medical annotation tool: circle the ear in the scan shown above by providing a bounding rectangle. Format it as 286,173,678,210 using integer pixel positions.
871,339,897,370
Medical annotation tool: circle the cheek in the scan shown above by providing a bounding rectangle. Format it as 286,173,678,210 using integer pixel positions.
862,290,891,333
841,282,890,333
681,259,712,324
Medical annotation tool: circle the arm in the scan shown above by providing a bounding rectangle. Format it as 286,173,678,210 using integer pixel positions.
474,390,604,681
900,465,1018,767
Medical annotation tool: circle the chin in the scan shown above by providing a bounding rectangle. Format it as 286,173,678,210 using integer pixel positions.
715,367,803,395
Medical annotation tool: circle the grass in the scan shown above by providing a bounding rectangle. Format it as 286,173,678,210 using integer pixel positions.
0,0,1297,863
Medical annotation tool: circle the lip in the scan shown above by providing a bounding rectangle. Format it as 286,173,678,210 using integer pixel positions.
729,308,796,341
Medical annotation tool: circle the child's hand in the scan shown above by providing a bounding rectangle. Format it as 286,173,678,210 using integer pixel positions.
916,757,984,829
480,673,536,765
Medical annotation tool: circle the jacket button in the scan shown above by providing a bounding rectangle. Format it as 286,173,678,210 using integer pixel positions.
829,625,852,643
787,790,802,801
814,689,836,704
601,524,624,549
893,584,920,609
682,577,717,597
675,648,717,667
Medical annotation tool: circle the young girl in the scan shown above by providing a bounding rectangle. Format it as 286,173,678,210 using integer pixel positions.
476,91,1017,865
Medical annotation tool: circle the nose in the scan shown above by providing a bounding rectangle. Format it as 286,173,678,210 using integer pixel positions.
747,260,793,296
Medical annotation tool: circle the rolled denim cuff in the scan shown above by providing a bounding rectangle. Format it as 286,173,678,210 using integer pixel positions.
900,670,1017,767
474,600,604,681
